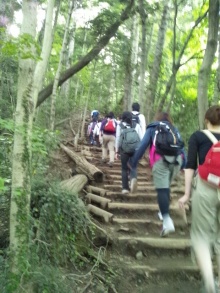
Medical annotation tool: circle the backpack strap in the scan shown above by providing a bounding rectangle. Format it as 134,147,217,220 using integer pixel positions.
202,129,218,144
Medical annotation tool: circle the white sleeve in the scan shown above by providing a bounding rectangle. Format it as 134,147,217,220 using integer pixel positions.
135,124,144,140
139,114,146,137
115,124,121,152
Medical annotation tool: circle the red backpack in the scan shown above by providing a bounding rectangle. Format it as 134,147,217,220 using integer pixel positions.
198,130,220,188
103,118,116,133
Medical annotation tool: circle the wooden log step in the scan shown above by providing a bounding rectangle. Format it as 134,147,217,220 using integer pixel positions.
107,169,151,176
107,203,188,221
113,218,160,226
87,204,113,223
105,191,181,201
105,191,157,199
117,236,191,250
86,193,111,208
116,258,200,275
86,185,107,196
111,180,154,186
109,174,147,181
104,184,155,191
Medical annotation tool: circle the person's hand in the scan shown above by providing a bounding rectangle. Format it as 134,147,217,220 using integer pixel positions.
178,194,190,209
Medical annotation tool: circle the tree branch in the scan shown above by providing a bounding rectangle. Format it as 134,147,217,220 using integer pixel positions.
36,0,135,107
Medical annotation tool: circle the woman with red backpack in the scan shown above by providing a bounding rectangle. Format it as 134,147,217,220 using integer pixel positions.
179,105,220,293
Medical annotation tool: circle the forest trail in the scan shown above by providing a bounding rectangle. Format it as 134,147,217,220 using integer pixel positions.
72,141,203,293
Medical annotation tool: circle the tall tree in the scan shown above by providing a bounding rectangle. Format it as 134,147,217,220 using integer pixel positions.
138,0,147,109
10,0,37,273
146,0,170,123
50,0,75,131
197,0,219,128
10,0,55,275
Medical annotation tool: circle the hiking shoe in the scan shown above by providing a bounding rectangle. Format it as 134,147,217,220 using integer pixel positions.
130,178,137,193
108,162,114,167
160,217,175,237
122,189,129,194
100,159,107,164
158,211,163,221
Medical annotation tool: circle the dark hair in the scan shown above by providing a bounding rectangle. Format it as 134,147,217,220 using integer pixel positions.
205,105,220,125
107,112,114,119
121,111,132,126
132,102,140,112
154,111,173,124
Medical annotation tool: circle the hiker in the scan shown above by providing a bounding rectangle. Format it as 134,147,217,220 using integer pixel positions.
91,110,99,121
99,112,117,167
87,118,97,145
178,105,220,293
93,119,102,146
131,111,186,236
131,102,146,137
115,111,143,194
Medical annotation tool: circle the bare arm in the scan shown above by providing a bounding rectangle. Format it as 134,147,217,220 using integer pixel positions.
178,168,195,209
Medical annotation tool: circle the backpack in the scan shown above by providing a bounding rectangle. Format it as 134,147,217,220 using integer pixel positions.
198,130,220,188
153,122,184,156
119,123,140,154
88,121,96,136
132,112,140,127
103,118,116,133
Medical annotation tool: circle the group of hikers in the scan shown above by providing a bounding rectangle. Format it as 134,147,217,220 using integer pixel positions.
87,103,220,293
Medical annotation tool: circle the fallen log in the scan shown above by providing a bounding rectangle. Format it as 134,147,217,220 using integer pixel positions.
60,143,103,182
87,204,113,223
60,174,88,194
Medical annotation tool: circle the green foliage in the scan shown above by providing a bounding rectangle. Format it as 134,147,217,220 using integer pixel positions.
31,177,93,266
0,177,94,293
31,126,60,176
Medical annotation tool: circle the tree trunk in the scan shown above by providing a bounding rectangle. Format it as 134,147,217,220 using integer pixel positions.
60,174,88,194
36,0,135,107
50,0,75,131
10,0,37,274
130,12,139,106
138,0,147,108
146,0,170,122
197,0,219,128
60,144,103,182
10,0,55,276
213,25,220,104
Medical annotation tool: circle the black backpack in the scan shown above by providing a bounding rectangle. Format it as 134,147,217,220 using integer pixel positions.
119,123,140,154
153,122,184,156
131,113,140,128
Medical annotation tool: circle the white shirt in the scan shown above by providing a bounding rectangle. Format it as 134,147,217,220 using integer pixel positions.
93,122,101,136
115,122,143,152
131,111,146,137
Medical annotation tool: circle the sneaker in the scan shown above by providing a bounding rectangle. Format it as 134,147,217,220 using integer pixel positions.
122,189,129,194
100,158,107,164
108,162,114,167
158,211,163,221
130,178,137,193
160,217,175,237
